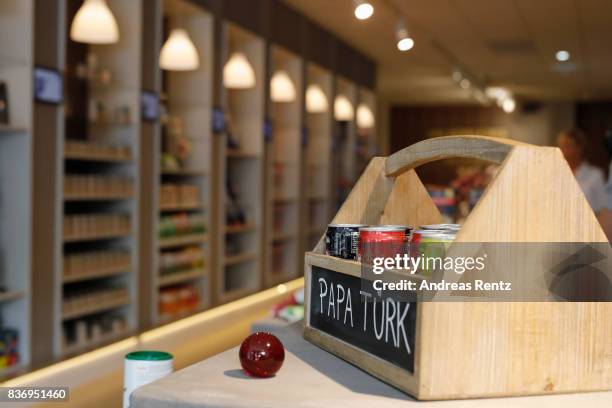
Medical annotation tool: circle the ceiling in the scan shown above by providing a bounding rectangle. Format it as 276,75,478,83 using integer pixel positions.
282,0,612,105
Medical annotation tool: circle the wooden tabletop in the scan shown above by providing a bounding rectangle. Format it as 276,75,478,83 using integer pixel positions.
131,323,612,408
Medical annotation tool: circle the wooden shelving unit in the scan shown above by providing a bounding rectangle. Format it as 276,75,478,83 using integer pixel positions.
159,202,204,211
55,0,142,359
265,45,303,287
225,223,256,234
63,263,131,284
272,231,298,242
61,292,131,321
64,140,133,162
158,268,206,287
160,168,207,177
63,231,132,243
356,87,377,175
0,0,32,377
152,0,214,324
158,233,208,249
64,193,134,201
61,327,131,358
218,22,265,303
0,291,24,304
63,152,133,163
226,149,259,159
332,77,358,213
224,252,257,266
2,0,377,374
0,126,28,134
157,305,206,325
302,63,334,253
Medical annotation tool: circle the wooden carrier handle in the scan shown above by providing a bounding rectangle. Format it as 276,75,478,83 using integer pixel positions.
385,135,525,177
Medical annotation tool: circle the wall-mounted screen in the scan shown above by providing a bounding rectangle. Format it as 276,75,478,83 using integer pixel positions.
141,90,159,121
34,66,62,104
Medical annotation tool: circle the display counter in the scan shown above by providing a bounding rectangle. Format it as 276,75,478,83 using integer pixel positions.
130,323,612,408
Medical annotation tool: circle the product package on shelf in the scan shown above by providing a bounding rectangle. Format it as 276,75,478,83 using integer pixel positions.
63,249,131,279
159,246,205,276
158,285,200,319
64,174,133,197
62,287,129,318
178,185,199,206
160,183,201,209
426,185,456,223
162,116,193,167
0,329,19,370
62,313,127,353
159,213,206,239
63,213,130,240
87,98,132,126
268,288,305,324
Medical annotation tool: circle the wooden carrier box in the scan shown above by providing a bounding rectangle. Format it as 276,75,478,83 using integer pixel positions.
303,136,611,400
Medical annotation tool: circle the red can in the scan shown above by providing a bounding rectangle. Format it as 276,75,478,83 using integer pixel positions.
358,226,408,264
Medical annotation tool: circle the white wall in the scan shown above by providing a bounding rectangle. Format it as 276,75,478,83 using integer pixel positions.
503,102,575,146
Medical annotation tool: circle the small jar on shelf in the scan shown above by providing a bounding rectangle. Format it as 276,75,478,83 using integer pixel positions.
63,249,130,277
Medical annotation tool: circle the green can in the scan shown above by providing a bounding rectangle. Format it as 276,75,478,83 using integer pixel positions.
411,229,456,276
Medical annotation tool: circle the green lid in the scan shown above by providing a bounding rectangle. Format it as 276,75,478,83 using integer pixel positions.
125,351,173,361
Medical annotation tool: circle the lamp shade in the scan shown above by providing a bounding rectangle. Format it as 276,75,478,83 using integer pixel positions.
160,29,199,71
223,52,256,89
306,85,328,113
356,104,375,128
502,97,516,113
334,95,354,121
70,0,119,44
270,70,296,102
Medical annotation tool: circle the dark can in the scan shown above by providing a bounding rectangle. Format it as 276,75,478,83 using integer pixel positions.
358,226,408,264
325,224,366,259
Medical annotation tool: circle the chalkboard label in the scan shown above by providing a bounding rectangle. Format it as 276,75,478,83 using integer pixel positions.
309,266,417,372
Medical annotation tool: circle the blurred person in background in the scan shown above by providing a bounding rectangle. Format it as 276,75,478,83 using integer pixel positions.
557,129,608,213
596,130,612,241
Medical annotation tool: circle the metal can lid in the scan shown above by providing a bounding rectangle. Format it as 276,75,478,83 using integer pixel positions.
418,231,455,240
413,228,448,235
440,223,461,231
360,226,407,232
328,223,368,228
126,350,173,361
420,223,461,231
378,224,413,230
